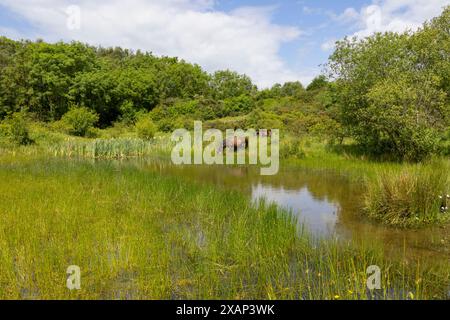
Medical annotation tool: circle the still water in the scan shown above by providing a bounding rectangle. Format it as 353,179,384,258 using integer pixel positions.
122,159,449,264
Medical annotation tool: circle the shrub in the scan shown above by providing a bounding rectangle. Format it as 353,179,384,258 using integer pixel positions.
280,139,305,159
135,115,157,140
51,119,72,134
247,109,284,130
99,121,132,139
62,107,99,137
222,95,255,117
439,127,450,156
204,116,249,131
2,112,33,145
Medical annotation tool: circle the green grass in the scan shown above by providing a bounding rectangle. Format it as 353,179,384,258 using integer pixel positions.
280,138,450,227
6,128,449,229
364,160,450,227
48,137,173,159
0,155,448,300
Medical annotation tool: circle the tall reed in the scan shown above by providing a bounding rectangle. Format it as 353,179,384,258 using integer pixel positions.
49,137,173,159
365,160,449,227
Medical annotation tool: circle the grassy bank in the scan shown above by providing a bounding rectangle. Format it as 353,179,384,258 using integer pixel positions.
0,155,448,299
3,126,449,229
281,138,450,227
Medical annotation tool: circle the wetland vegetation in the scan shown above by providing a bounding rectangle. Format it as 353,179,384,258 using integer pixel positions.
0,7,448,300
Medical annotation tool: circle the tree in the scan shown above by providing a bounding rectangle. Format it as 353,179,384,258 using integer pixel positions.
328,6,449,161
307,75,328,91
0,41,98,121
155,58,211,99
70,67,159,127
3,112,33,145
222,95,255,117
210,70,256,100
257,82,304,99
280,81,304,97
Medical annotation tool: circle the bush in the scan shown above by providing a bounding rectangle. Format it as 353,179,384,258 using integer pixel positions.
222,95,255,117
204,116,249,131
247,109,284,130
439,128,450,156
2,112,33,145
135,115,157,140
280,139,305,159
61,107,99,137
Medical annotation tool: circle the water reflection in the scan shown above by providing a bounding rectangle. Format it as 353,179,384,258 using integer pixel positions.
109,158,449,264
252,184,339,236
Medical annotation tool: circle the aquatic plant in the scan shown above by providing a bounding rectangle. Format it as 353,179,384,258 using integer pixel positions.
49,137,173,159
0,156,447,299
364,160,450,227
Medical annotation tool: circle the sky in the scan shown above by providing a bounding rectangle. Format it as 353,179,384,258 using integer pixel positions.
0,0,449,88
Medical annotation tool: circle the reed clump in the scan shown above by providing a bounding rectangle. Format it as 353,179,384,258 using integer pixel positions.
365,160,449,227
50,137,173,159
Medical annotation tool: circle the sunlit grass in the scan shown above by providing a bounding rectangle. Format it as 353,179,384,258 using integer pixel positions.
48,137,173,159
365,160,449,227
0,156,447,300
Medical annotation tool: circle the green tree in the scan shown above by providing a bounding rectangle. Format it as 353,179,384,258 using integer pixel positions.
0,40,98,121
222,95,255,117
70,67,159,127
155,58,211,99
210,70,256,100
328,6,449,160
280,81,305,97
307,75,328,91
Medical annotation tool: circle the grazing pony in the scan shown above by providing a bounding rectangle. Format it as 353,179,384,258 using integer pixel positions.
219,129,273,153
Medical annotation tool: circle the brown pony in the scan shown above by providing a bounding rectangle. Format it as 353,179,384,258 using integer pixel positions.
222,136,248,152
220,129,272,152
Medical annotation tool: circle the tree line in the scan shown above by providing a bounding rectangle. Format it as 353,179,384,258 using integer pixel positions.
0,6,449,161
0,36,312,126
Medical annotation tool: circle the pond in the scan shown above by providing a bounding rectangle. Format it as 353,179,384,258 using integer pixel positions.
123,158,449,265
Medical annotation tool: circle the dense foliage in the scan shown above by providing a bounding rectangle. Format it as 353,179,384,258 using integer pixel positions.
0,34,334,133
0,6,448,161
60,106,99,137
135,114,157,140
328,7,450,161
0,111,33,145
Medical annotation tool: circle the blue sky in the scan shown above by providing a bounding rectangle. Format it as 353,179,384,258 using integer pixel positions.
0,0,448,87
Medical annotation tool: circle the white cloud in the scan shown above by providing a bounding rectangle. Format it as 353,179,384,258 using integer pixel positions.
342,0,449,38
302,6,323,15
320,39,337,52
0,0,307,88
334,8,360,24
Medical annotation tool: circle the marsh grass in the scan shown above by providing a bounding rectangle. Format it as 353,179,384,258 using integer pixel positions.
365,160,450,227
0,156,447,300
49,137,173,159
